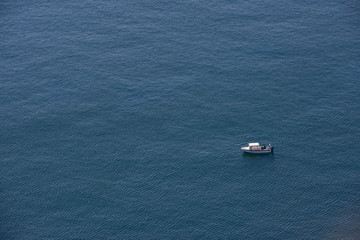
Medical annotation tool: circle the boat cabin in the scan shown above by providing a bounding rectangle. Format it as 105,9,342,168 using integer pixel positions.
248,143,267,150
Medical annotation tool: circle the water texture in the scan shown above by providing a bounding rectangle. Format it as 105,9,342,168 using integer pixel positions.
1,0,360,239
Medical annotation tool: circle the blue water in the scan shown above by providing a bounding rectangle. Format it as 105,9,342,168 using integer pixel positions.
1,0,360,239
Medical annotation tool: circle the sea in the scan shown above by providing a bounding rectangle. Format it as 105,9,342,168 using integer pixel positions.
1,0,360,239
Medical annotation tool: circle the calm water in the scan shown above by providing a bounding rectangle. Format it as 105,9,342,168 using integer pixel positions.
1,0,360,239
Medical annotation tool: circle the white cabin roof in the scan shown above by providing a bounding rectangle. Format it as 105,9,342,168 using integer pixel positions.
249,143,260,147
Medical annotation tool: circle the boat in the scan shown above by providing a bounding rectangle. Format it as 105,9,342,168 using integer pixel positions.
241,142,274,154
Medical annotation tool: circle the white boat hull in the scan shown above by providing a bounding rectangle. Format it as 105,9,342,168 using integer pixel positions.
242,149,273,154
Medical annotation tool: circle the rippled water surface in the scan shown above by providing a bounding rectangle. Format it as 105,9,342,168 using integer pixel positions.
1,0,360,239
